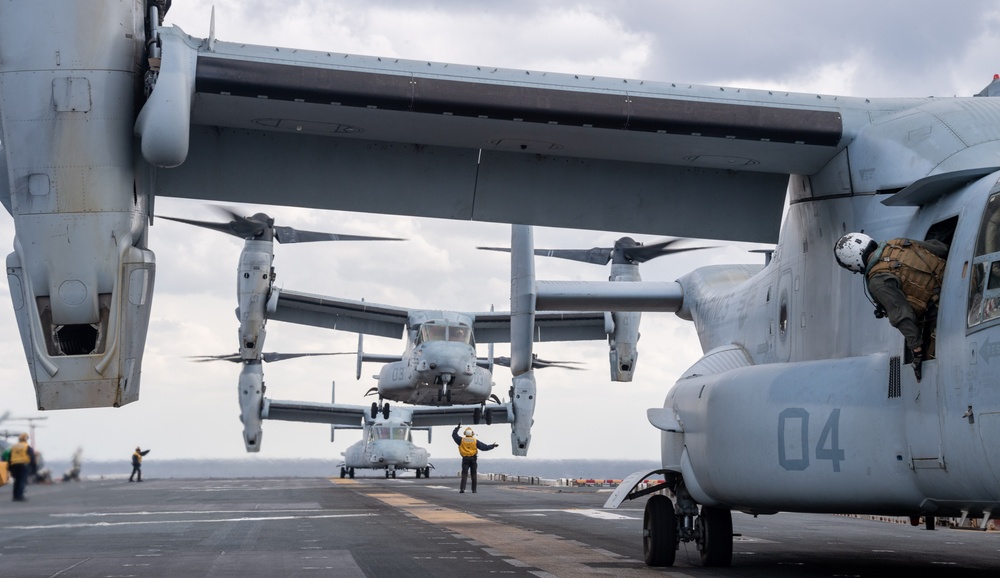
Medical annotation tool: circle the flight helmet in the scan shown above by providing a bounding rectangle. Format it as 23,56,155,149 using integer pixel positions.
464,428,474,437
834,232,876,273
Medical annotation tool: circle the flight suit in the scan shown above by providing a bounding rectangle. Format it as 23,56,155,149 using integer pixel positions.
452,426,497,493
130,448,150,482
8,439,35,501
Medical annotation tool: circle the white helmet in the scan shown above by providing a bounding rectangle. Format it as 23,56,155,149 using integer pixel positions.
464,428,474,437
834,232,876,273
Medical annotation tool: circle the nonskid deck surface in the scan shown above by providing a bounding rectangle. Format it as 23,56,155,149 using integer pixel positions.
0,477,998,577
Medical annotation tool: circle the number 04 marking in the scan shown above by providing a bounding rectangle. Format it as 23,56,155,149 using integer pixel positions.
778,408,844,472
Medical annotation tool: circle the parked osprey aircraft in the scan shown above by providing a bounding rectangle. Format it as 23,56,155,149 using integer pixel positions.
479,237,712,382
8,0,1000,569
336,411,432,480
261,385,510,478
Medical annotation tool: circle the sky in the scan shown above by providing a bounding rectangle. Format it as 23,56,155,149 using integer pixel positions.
3,0,1000,469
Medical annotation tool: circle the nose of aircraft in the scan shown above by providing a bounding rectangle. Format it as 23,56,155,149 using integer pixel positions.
374,441,411,464
420,342,474,378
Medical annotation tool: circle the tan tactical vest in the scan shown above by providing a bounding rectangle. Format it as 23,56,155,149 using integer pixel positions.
865,239,946,317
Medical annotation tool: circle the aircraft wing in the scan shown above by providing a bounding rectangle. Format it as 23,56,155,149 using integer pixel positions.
140,26,896,244
261,399,368,426
406,404,514,428
268,289,408,339
472,311,608,344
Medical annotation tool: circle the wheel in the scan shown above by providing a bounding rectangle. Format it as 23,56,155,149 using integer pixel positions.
925,515,936,530
697,506,733,567
424,467,430,478
643,495,676,567
349,468,355,479
340,467,346,479
371,402,378,419
391,469,397,479
485,409,493,426
446,390,452,403
385,469,390,478
473,407,482,425
382,403,390,419
415,468,421,479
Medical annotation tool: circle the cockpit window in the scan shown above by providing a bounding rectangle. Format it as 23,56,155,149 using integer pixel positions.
418,323,447,343
416,322,474,345
448,325,472,344
371,425,408,440
968,191,1000,327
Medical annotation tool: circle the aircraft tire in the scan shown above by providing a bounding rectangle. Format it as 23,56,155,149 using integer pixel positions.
382,403,390,419
349,468,355,479
415,469,421,479
473,407,482,425
385,469,390,479
371,402,378,419
697,506,733,567
391,470,397,479
340,467,346,479
643,495,676,567
485,409,493,426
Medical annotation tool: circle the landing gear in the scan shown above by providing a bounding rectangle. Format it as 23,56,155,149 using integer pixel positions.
643,495,676,567
382,402,390,419
385,469,390,479
485,408,493,426
349,468,355,479
640,480,733,568
423,467,430,478
340,467,346,479
415,468,421,479
696,506,733,567
473,407,482,425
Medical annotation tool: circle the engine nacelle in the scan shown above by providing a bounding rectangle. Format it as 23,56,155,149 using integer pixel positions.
510,371,536,456
1,0,155,409
237,239,275,360
238,362,265,452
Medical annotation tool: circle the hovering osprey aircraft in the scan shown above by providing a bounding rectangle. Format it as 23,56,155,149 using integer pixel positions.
479,237,712,381
7,1,1000,570
264,287,606,456
172,206,605,454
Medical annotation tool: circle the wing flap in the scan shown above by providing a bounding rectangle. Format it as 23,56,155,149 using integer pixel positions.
270,289,407,338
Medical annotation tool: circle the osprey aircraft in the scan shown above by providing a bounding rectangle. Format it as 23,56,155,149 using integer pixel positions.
7,0,1000,569
172,208,605,454
260,384,487,480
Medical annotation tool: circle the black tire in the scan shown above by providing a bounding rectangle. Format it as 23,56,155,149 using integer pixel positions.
382,403,390,419
643,495,676,567
340,467,346,479
925,515,936,530
424,468,430,478
485,409,493,426
385,469,390,479
473,407,482,425
698,506,733,567
349,468,355,479
371,402,378,419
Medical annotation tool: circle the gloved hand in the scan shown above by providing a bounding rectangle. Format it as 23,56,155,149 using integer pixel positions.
912,348,923,382
492,443,499,448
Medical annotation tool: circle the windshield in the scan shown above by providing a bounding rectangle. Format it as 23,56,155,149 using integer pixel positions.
417,322,474,345
371,425,408,441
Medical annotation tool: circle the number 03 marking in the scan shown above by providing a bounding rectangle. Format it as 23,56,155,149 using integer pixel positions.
778,408,844,472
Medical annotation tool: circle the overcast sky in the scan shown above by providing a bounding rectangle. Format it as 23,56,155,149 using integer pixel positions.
3,1,1000,471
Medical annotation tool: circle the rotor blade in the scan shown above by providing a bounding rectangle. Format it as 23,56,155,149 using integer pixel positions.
273,226,404,244
187,352,352,363
492,355,585,370
623,239,715,263
478,245,612,265
156,215,256,239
